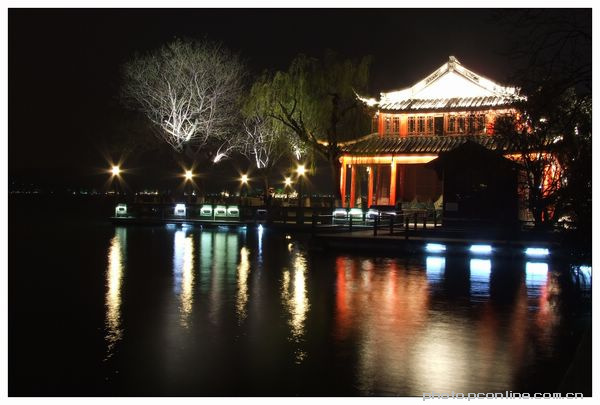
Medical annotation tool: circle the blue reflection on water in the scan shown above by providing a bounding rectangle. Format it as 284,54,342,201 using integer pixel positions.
257,225,264,256
426,256,445,284
470,259,491,297
525,262,549,288
571,265,592,287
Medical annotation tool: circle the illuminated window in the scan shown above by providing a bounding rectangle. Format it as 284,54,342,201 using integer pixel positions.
468,114,476,133
426,117,434,134
392,116,400,133
417,116,425,133
458,116,466,133
372,115,379,133
448,116,456,133
384,116,391,134
478,115,485,133
408,117,416,134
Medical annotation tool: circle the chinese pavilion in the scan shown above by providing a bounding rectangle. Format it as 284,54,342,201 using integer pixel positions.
340,56,522,209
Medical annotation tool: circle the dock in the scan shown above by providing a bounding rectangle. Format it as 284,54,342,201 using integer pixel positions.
110,202,564,258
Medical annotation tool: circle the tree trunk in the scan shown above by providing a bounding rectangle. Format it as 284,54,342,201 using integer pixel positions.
329,156,342,207
262,173,270,208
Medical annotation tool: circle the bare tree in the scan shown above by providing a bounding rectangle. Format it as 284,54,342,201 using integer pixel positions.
239,115,296,205
121,39,244,160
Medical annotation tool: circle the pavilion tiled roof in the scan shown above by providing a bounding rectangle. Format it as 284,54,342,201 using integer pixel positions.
358,56,523,112
378,95,515,111
341,134,517,155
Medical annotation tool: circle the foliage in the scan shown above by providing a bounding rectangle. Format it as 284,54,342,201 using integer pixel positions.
494,10,591,231
245,51,372,200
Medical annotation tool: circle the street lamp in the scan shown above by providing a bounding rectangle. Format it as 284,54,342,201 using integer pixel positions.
111,165,121,177
183,169,194,201
297,164,306,177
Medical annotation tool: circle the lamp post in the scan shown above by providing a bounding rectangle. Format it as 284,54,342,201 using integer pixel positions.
184,169,194,202
111,165,121,203
284,176,292,196
240,174,249,206
296,164,306,224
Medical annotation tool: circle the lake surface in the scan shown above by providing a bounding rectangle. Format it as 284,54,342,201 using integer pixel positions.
9,198,591,396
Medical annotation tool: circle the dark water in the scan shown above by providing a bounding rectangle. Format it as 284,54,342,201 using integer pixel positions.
9,198,591,396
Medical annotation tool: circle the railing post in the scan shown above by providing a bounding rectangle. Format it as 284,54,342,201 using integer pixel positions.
423,213,427,229
405,215,409,240
414,213,418,230
389,214,394,235
349,213,353,232
434,211,437,227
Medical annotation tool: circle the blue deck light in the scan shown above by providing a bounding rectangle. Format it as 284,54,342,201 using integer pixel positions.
425,243,446,253
470,244,492,254
525,247,550,257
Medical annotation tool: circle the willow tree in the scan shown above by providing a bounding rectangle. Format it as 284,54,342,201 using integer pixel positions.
120,39,244,162
246,52,372,203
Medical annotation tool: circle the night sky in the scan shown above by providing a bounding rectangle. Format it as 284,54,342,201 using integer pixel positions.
8,8,591,190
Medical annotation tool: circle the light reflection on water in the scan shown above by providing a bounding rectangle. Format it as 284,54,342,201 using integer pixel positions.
281,245,310,363
97,227,588,395
104,227,126,360
470,258,492,298
236,246,250,322
173,229,195,327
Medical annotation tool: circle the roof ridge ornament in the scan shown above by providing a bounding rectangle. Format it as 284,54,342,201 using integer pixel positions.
448,55,459,71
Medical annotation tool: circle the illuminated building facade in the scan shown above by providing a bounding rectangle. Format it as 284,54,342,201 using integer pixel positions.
341,56,521,209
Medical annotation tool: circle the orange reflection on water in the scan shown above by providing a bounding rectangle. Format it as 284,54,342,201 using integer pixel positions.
333,257,429,393
105,227,127,359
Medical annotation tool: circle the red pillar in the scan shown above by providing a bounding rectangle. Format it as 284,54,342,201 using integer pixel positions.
367,167,374,208
349,165,356,208
397,165,405,202
340,160,347,205
389,160,397,206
